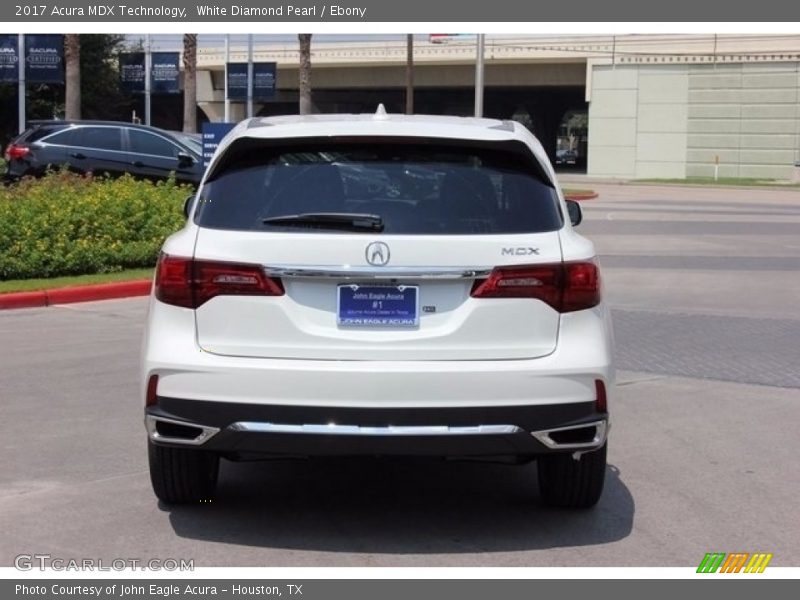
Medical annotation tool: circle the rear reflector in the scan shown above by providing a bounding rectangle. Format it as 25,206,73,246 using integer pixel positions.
4,144,30,161
146,374,159,407
155,254,284,309
471,261,600,313
595,379,607,413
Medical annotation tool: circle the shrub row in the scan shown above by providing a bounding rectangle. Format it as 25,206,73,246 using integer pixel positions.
0,171,191,280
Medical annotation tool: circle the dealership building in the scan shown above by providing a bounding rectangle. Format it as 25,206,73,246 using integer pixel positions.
181,34,800,179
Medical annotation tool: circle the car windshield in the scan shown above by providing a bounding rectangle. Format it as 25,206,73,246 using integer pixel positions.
171,132,202,154
195,142,562,235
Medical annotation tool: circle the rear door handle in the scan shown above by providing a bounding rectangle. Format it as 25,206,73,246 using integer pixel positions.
69,152,86,159
132,160,144,168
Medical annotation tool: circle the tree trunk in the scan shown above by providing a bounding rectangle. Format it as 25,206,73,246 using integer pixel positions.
182,34,198,133
64,35,81,120
298,34,312,115
405,34,414,115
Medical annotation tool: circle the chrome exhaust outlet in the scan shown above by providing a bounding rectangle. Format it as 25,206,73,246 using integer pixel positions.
145,415,220,446
530,419,608,450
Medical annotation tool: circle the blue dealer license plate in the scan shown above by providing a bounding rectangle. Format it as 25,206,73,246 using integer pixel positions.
337,285,419,327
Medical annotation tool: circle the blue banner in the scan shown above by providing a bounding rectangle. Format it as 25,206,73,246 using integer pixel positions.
119,52,145,93
151,51,180,94
0,34,18,83
202,122,236,168
227,62,277,101
25,34,64,84
253,62,277,100
226,63,248,100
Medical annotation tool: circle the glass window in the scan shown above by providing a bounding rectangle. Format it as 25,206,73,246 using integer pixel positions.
75,127,123,152
172,132,202,154
129,130,180,158
41,128,80,146
196,142,562,235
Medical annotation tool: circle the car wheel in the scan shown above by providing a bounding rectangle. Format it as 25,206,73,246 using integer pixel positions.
148,440,219,504
537,443,607,508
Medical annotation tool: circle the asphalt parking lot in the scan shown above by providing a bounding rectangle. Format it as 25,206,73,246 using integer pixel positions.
1,183,799,567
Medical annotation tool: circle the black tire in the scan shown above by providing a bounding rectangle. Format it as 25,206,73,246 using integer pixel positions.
537,443,607,508
148,440,219,504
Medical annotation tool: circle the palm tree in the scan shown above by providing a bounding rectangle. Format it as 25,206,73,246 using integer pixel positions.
182,34,198,133
298,34,312,115
64,34,81,120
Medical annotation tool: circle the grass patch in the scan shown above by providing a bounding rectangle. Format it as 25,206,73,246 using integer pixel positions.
0,268,153,294
636,177,800,188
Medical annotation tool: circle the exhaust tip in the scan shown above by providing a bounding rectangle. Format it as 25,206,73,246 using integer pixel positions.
145,415,219,446
531,419,608,450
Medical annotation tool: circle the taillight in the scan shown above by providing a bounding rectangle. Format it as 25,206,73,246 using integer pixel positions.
146,374,159,407
470,261,600,313
562,261,601,312
155,254,284,309
595,379,607,413
4,143,30,161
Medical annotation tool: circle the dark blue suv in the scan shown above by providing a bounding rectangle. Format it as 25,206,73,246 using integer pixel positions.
4,120,203,185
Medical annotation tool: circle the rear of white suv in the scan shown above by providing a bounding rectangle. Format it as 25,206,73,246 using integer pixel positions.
141,112,614,508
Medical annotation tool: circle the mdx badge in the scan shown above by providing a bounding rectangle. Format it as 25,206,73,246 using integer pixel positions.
366,241,391,266
501,247,540,256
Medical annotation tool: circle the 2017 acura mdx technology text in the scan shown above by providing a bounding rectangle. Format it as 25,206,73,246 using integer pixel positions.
141,108,614,508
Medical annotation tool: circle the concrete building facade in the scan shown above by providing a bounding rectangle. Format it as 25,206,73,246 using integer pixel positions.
588,62,800,179
183,35,800,180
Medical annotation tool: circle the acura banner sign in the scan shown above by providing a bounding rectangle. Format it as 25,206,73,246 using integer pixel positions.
227,61,277,100
150,51,180,94
24,34,64,84
0,34,19,82
119,52,145,92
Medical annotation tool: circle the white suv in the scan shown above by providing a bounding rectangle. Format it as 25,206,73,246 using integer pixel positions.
141,111,614,508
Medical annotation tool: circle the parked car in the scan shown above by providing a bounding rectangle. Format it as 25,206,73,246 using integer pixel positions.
555,149,578,166
3,120,203,185
142,110,614,508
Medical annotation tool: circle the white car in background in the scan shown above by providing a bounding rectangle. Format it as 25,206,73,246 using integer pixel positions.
141,109,614,508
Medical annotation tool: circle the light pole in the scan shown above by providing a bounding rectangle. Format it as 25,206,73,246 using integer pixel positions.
17,34,25,134
246,34,254,119
224,34,230,122
144,34,152,125
474,34,485,118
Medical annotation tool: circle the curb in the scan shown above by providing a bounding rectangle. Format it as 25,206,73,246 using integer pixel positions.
623,181,800,192
564,192,599,201
0,280,151,310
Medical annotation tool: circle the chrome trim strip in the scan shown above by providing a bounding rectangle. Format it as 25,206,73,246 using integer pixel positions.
145,415,220,446
262,265,492,280
227,422,523,436
530,419,608,450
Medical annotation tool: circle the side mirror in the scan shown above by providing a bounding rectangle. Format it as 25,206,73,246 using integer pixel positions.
177,152,195,168
183,194,195,218
566,199,583,226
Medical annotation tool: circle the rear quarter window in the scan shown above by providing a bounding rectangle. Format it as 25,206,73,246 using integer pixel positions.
195,141,562,235
41,128,80,146
20,125,67,144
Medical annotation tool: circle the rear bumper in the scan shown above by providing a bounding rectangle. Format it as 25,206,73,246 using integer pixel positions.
141,298,614,458
145,399,608,459
142,300,615,410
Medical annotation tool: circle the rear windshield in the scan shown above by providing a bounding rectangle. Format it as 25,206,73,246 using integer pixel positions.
18,124,64,144
195,142,562,235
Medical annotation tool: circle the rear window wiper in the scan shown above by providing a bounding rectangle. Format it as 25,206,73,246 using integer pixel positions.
262,212,384,232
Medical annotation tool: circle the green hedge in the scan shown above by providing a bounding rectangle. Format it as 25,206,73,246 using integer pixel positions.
0,171,191,280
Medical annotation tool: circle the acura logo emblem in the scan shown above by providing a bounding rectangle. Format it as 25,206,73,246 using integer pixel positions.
365,241,390,266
